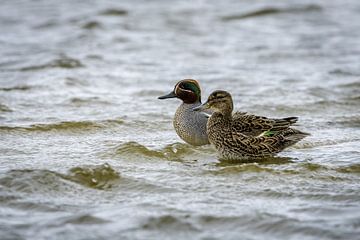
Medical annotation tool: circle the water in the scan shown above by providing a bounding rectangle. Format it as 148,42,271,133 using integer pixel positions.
1,0,359,239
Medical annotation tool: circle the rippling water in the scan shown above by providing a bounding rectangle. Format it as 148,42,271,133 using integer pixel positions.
1,0,360,239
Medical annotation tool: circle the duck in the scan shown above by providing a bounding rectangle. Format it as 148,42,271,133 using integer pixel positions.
158,79,210,146
158,79,302,146
193,90,309,160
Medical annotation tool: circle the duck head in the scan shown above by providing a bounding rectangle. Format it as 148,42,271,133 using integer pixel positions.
158,79,201,104
193,90,233,115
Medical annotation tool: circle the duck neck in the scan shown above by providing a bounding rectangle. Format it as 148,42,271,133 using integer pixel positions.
208,111,232,130
177,90,200,104
179,101,201,112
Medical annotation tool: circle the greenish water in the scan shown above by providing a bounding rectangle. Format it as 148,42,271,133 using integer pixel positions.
0,0,359,239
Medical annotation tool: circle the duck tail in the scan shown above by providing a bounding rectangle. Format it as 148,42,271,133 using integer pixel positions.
283,128,310,147
271,117,298,131
283,117,298,125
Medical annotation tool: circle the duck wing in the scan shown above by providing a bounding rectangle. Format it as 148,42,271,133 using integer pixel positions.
231,111,298,136
226,131,282,156
227,128,308,157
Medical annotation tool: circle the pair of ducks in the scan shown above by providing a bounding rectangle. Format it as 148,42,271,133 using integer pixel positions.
158,79,309,160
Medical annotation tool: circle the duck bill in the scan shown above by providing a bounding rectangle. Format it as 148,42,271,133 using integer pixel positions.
192,101,210,112
158,91,177,99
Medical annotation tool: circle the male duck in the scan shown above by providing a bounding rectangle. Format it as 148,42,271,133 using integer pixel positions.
158,79,210,146
193,90,309,160
159,79,302,146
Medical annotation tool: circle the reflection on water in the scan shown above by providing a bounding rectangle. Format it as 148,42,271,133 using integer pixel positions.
0,0,360,239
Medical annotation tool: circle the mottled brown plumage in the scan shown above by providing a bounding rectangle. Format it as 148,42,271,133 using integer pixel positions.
232,112,298,136
194,90,309,160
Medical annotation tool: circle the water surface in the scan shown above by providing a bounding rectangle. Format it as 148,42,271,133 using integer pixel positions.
1,0,359,239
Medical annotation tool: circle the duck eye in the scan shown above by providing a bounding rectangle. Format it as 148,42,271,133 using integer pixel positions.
180,83,196,92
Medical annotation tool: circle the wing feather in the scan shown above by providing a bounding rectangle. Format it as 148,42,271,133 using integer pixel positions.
231,112,298,136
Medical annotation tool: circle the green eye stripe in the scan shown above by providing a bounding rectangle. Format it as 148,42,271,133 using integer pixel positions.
182,82,200,95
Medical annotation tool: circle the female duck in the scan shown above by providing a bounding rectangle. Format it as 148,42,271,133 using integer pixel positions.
159,79,301,146
193,90,309,160
158,79,210,146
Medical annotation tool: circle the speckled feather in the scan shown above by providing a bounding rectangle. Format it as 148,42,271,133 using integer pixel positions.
158,79,210,146
202,91,309,160
173,102,209,146
232,112,298,136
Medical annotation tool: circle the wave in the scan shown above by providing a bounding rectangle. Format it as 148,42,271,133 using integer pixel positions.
327,116,360,128
134,89,166,97
221,4,322,21
82,21,103,29
0,163,119,193
141,215,200,232
293,138,360,149
0,119,124,132
206,160,360,180
0,169,75,195
64,163,120,190
208,163,277,175
0,163,174,196
99,8,128,16
206,159,302,177
67,97,111,106
329,69,360,77
0,85,31,92
109,141,214,161
295,162,360,176
140,212,350,239
112,141,169,159
336,164,360,174
19,56,83,71
60,214,109,225
0,104,12,112
336,81,360,89
64,77,90,87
